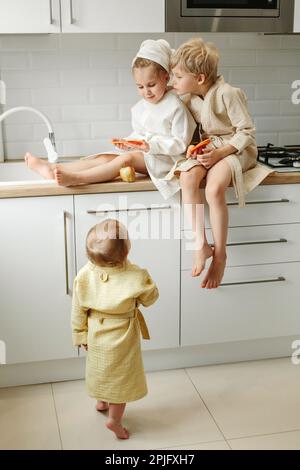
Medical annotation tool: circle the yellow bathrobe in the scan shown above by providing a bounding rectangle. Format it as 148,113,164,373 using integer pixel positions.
71,260,159,403
168,75,274,207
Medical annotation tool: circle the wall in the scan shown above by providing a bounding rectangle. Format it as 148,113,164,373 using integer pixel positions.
0,32,299,160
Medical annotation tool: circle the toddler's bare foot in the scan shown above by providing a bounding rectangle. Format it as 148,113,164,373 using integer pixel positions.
96,400,109,412
201,253,227,289
54,166,80,187
24,152,54,180
106,419,129,439
192,243,213,277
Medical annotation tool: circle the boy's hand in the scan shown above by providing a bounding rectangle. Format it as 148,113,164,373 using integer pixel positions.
80,344,88,351
196,148,223,169
186,145,198,159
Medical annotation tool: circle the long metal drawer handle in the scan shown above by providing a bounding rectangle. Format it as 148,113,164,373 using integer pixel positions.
69,0,74,24
227,198,290,206
212,238,288,247
221,276,286,287
63,211,70,296
87,205,172,215
49,0,53,24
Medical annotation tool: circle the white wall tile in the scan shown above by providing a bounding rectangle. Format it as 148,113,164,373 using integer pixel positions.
60,69,117,86
2,70,60,88
62,105,118,122
91,121,131,139
32,87,89,105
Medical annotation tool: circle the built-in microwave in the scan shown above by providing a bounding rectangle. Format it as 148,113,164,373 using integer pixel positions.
166,0,295,33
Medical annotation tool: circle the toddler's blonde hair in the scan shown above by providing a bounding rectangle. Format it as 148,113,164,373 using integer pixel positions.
86,219,129,268
171,37,219,84
132,57,168,76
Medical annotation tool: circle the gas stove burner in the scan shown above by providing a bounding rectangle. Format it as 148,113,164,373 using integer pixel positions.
257,143,300,172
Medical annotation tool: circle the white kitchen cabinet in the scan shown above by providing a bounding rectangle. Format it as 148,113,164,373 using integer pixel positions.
60,0,165,33
0,196,76,364
181,262,300,347
182,184,300,230
74,191,180,350
0,0,60,33
182,223,300,269
294,0,300,32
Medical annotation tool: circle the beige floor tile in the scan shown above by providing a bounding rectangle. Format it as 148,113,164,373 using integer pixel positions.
185,358,300,439
229,430,300,450
0,384,61,450
158,440,231,450
52,369,223,450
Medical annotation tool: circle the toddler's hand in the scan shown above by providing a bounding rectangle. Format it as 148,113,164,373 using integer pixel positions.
80,344,88,351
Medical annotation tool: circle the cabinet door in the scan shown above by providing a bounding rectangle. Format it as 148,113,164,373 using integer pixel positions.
61,0,165,32
294,0,300,32
0,0,60,33
0,196,76,364
181,262,300,346
74,191,180,350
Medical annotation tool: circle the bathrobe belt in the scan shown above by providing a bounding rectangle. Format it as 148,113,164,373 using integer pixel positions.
89,307,150,340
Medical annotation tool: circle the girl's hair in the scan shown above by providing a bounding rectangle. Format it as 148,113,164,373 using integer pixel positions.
86,219,129,268
132,57,168,76
171,37,220,84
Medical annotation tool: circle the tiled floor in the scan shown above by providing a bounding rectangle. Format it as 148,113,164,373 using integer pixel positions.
1,357,300,450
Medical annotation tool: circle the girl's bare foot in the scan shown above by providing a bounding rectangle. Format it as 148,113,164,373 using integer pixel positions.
96,401,109,412
54,166,81,186
106,419,129,439
201,254,227,289
24,152,54,180
192,243,214,277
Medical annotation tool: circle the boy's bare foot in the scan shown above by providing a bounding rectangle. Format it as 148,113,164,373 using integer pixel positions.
96,401,109,412
106,419,129,439
54,166,81,186
24,152,54,180
192,243,214,277
201,254,227,289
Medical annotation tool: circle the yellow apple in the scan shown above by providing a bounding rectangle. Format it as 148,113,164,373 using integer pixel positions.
119,166,136,182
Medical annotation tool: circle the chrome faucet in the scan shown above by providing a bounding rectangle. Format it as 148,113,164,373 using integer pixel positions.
0,106,58,162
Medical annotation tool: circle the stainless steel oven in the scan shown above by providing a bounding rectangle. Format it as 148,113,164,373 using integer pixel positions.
166,0,295,33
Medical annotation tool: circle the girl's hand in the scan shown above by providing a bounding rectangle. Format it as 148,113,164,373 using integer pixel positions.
196,148,223,169
112,138,128,151
128,140,150,152
80,344,88,351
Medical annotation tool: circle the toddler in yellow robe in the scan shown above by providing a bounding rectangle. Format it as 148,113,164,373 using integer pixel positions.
71,218,159,439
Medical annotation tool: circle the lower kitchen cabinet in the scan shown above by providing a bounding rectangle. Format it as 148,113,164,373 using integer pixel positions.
0,196,76,364
74,191,181,350
181,262,300,346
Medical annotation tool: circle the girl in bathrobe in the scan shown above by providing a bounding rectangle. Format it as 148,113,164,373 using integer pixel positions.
170,37,264,290
24,39,196,201
71,219,159,439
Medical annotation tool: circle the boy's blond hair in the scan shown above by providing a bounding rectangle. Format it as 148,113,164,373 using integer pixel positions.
132,57,168,77
86,219,129,268
171,37,219,84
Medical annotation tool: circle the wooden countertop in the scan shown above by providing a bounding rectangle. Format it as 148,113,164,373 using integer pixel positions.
1,169,300,199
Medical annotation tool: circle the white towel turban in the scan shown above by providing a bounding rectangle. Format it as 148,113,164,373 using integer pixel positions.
132,39,174,73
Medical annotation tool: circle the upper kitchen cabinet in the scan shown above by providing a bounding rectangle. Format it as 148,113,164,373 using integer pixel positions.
294,0,300,32
60,0,165,33
0,0,60,33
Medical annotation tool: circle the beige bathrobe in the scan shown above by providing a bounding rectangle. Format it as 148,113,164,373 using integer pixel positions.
169,76,274,207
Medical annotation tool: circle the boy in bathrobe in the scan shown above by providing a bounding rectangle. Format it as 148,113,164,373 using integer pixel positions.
170,37,271,289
